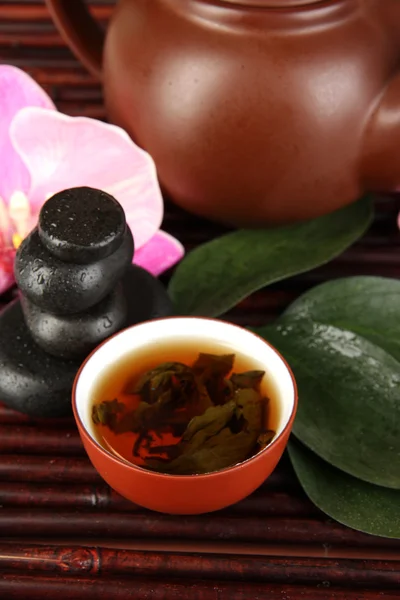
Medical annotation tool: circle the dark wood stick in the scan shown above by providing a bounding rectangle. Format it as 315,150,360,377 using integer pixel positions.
0,30,67,49
0,482,137,511
0,46,80,69
0,4,113,22
0,455,100,483
25,68,97,87
0,404,74,426
0,573,399,600
0,404,31,424
0,544,399,588
0,510,399,549
0,427,83,455
57,87,103,102
0,482,316,517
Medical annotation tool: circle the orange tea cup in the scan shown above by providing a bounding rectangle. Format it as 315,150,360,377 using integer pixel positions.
72,317,297,514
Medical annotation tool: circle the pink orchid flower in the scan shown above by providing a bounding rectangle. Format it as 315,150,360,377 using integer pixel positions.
0,65,184,296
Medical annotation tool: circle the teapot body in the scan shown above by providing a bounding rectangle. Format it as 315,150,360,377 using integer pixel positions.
47,0,400,225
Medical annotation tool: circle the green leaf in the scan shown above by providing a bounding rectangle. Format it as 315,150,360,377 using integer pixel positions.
168,197,373,316
288,439,400,539
283,276,400,362
255,320,400,488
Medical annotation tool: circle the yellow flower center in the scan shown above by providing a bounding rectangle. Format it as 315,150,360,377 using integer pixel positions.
0,191,32,250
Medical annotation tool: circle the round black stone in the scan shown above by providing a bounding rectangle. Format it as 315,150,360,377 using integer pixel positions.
121,264,174,324
0,300,80,418
39,187,127,263
0,268,172,419
15,226,134,315
19,265,173,360
21,284,128,360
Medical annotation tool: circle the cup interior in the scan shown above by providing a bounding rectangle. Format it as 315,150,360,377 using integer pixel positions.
74,317,296,462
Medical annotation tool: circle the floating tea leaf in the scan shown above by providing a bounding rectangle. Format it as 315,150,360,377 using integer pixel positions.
147,401,237,462
146,426,259,475
130,361,196,406
183,401,236,442
92,399,124,428
146,377,266,474
91,350,276,475
234,388,263,434
230,370,265,390
192,353,235,378
257,430,275,449
182,401,236,451
193,353,235,405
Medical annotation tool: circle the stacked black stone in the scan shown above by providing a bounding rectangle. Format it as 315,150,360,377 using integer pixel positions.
0,187,173,418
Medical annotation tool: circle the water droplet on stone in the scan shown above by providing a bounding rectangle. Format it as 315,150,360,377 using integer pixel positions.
32,259,43,273
103,317,112,329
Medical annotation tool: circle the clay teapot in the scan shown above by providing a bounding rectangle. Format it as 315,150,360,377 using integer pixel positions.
46,0,400,226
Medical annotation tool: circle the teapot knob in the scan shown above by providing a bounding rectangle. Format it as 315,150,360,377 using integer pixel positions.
361,74,400,192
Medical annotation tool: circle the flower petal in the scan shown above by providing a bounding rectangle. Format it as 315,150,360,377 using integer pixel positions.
134,230,185,276
0,244,15,295
10,108,163,249
0,66,55,202
0,268,14,296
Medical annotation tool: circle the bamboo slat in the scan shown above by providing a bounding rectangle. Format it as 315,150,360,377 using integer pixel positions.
0,544,399,588
1,509,399,550
1,573,399,600
0,482,318,517
0,454,100,483
0,404,74,426
0,426,83,455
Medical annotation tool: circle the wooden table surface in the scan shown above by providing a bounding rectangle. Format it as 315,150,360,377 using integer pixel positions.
0,1,400,598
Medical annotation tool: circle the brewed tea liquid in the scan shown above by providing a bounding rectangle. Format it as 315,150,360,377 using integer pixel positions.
91,339,279,468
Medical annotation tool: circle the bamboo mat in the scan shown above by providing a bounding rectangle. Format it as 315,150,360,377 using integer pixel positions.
0,2,400,598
